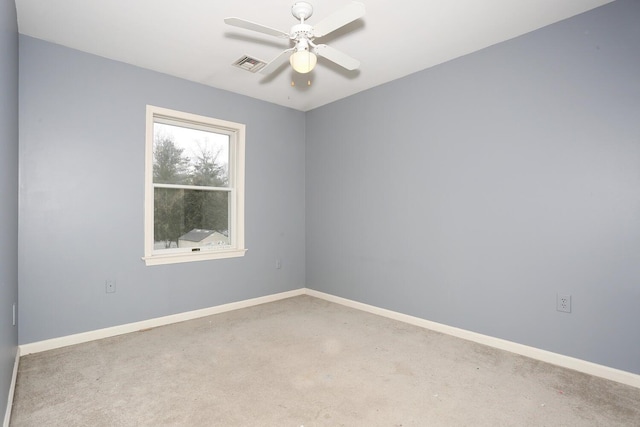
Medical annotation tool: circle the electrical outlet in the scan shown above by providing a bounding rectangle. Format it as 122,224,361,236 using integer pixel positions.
276,258,282,269
557,294,571,313
105,280,116,293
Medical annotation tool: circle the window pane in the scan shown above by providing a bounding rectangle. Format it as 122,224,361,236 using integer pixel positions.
154,187,230,250
153,122,230,187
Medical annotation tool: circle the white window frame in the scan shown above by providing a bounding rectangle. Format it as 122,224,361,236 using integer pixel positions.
143,105,246,266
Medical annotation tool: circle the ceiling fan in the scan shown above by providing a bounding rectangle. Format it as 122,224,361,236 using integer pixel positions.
225,1,365,75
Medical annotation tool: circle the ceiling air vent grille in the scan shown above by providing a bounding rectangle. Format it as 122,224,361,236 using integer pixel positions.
232,55,267,73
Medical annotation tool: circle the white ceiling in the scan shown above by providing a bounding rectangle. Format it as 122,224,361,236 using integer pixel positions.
15,0,612,112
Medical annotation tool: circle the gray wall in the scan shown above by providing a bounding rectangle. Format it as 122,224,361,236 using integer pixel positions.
0,0,19,418
306,0,640,374
18,36,306,344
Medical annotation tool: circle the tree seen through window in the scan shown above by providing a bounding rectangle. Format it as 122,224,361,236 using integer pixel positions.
153,123,230,249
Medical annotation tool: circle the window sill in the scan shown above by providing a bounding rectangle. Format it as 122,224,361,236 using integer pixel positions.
142,248,247,266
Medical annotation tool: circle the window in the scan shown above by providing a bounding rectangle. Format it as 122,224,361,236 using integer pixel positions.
143,105,246,265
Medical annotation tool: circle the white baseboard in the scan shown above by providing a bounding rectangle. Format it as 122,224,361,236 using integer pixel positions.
3,346,20,427
16,287,640,389
305,289,640,389
19,288,305,355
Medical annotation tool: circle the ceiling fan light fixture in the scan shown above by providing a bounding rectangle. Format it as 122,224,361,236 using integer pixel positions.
225,1,365,77
290,50,317,74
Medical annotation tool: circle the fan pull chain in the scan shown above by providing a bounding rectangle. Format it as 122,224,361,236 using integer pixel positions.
290,80,312,87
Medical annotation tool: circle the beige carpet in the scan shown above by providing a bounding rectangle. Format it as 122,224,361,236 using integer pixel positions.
10,295,640,426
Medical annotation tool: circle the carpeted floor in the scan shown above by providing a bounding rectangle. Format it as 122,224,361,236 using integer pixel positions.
10,295,640,426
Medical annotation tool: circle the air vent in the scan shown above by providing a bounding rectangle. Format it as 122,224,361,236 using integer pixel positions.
232,55,267,73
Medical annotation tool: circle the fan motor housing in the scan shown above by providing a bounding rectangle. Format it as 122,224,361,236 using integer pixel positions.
290,24,314,41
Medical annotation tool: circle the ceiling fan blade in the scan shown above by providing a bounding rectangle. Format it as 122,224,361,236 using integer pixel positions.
312,1,365,38
224,17,289,39
260,48,295,75
314,44,360,71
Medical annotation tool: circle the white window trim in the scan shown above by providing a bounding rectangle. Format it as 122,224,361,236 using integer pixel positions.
143,105,246,266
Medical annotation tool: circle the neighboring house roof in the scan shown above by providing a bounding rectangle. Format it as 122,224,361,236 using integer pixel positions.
178,229,215,243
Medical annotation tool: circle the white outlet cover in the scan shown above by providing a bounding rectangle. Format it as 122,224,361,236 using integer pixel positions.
557,294,571,313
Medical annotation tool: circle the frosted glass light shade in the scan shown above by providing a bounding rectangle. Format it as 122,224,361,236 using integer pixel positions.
289,50,317,74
